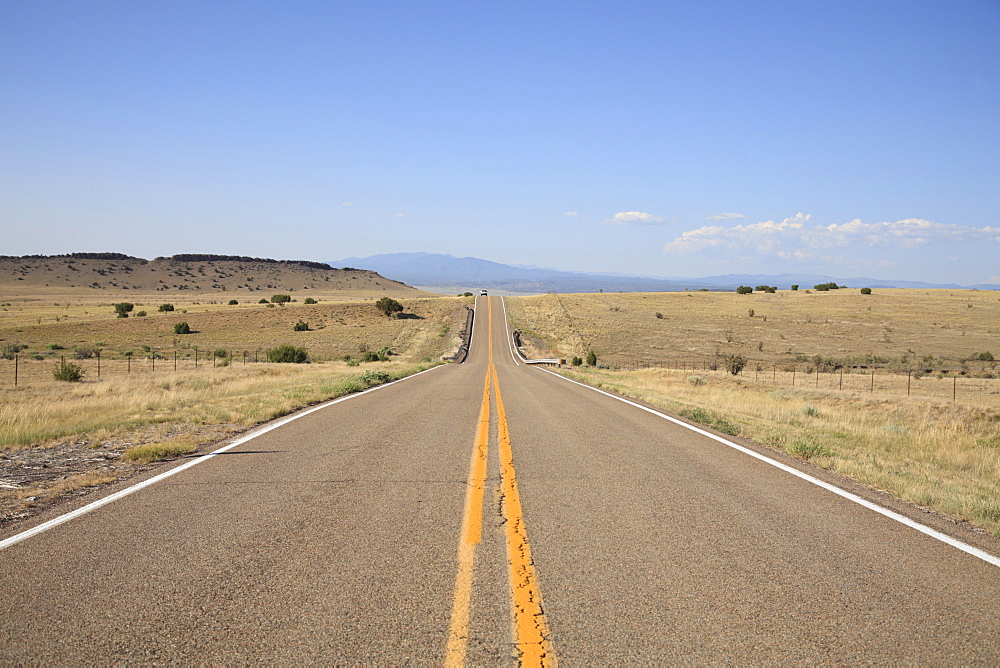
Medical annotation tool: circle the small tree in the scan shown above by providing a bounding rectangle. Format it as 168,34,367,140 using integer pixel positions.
303,297,317,304
158,303,175,312
53,359,85,382
790,284,799,291
736,286,753,294
860,287,872,295
228,299,239,305
571,356,583,366
174,322,191,334
271,294,291,304
114,302,134,318
725,354,747,375
586,351,598,366
375,297,404,318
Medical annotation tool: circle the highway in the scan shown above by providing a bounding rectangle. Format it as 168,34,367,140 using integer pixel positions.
1,295,998,664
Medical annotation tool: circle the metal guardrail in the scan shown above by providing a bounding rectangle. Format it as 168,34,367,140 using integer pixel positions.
510,328,563,366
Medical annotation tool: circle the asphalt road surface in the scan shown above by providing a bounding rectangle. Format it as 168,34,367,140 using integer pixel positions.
1,296,998,664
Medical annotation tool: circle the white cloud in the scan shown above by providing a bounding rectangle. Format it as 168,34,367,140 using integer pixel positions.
340,201,355,207
704,212,746,220
603,211,666,225
664,214,999,256
820,218,1000,248
394,212,405,217
563,211,579,216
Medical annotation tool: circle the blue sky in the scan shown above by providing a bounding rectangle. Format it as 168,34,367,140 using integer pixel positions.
2,1,998,284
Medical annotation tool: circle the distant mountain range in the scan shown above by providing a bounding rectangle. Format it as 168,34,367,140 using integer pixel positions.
331,253,1000,293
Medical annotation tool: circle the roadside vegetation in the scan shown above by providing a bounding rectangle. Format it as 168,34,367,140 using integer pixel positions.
508,290,1000,537
0,288,470,526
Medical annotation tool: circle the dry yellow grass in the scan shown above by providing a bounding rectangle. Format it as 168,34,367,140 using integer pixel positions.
508,289,1000,372
508,291,1000,537
0,359,443,524
1,294,469,362
0,284,472,524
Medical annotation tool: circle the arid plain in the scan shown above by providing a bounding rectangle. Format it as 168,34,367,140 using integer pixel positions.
506,289,1000,538
0,256,472,526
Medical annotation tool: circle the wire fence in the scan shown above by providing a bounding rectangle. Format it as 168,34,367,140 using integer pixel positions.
610,359,1000,406
1,349,269,387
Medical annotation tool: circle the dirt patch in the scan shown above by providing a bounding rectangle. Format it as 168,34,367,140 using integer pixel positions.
0,423,240,531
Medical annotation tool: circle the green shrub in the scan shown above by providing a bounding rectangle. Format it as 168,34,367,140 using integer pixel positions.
571,356,583,366
860,287,872,295
158,303,175,312
687,375,705,386
679,407,739,436
228,299,239,305
114,302,134,318
790,284,799,291
586,351,598,366
259,298,269,304
375,296,403,318
736,285,753,294
135,310,147,317
789,440,832,460
293,320,309,331
53,360,85,382
271,294,291,304
361,370,392,385
174,322,191,334
74,346,97,359
267,344,309,363
48,343,64,350
978,351,994,361
361,351,380,362
303,297,317,304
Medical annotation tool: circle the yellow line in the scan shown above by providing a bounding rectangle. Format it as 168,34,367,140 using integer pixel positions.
447,296,555,666
493,364,556,666
445,370,491,667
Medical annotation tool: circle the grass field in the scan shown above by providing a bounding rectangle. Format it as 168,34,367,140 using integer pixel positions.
0,287,472,525
507,288,999,373
507,290,1000,537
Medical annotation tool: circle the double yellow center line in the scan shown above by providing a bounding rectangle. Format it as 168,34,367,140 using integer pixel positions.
446,298,556,666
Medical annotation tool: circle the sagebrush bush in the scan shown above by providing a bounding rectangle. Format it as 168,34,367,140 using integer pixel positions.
267,344,309,363
53,360,84,382
687,375,705,386
376,297,403,317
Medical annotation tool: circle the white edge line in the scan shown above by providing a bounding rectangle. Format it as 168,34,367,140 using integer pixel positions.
0,364,447,552
539,367,1000,569
500,296,520,366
